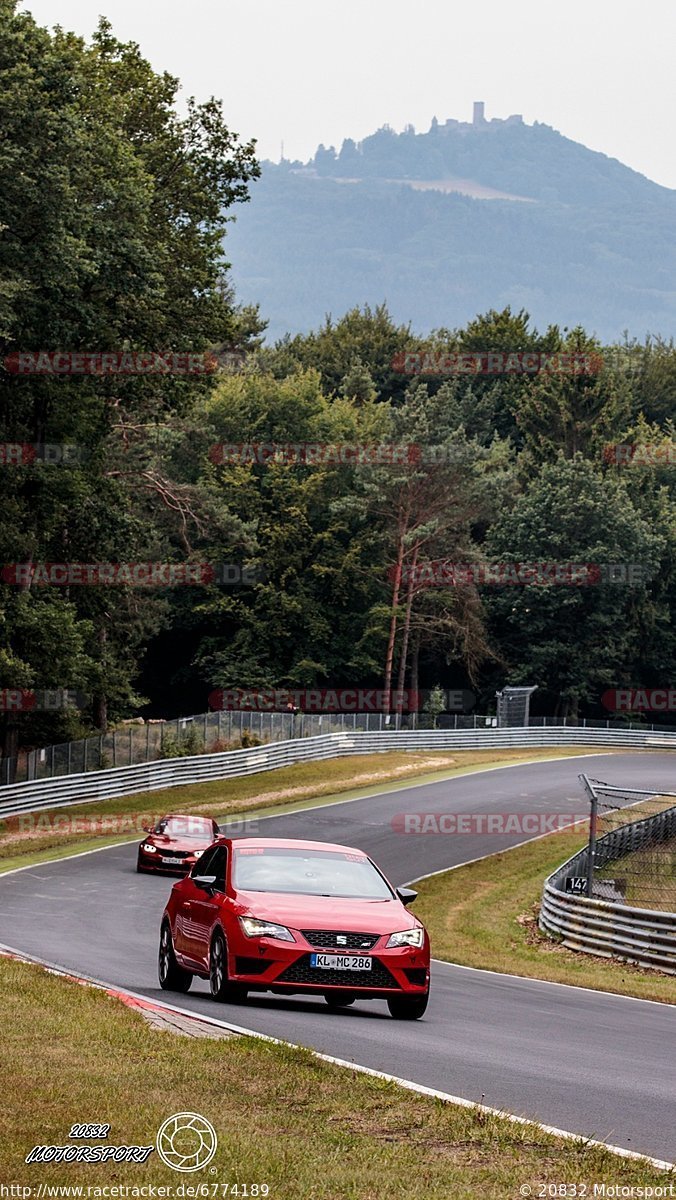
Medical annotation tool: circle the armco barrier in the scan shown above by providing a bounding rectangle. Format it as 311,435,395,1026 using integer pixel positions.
540,803,676,974
0,725,675,821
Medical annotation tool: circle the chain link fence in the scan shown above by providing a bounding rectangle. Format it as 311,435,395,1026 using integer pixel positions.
586,780,676,911
1,710,506,785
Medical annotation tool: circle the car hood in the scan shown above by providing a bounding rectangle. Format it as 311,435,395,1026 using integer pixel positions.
147,835,210,854
233,890,416,933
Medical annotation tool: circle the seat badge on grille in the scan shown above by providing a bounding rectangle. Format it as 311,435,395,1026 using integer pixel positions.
336,935,347,945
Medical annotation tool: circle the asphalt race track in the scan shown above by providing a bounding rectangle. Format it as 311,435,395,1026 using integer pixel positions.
1,752,675,1161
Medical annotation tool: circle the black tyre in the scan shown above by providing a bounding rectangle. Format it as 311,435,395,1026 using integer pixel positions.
158,921,193,993
209,930,248,1004
387,991,429,1020
137,856,150,874
324,992,356,1009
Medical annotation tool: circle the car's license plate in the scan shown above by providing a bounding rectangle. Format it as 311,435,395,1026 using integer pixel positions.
310,953,372,971
162,856,183,864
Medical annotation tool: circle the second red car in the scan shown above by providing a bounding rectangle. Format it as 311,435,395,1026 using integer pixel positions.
137,814,220,874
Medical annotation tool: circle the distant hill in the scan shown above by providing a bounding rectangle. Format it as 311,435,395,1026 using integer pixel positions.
225,108,676,342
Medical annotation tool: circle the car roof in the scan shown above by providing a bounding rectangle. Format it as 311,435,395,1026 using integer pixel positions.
221,836,368,855
161,813,215,822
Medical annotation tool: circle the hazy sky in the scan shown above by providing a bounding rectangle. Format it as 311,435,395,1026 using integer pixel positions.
21,0,676,189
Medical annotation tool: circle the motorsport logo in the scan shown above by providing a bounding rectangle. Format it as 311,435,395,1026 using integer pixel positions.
25,1122,153,1165
24,1113,218,1171
156,1113,218,1172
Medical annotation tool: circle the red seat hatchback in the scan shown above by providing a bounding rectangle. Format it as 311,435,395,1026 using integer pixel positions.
159,837,430,1019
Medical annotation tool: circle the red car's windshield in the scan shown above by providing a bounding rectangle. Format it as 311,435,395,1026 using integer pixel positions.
233,846,393,899
155,817,213,839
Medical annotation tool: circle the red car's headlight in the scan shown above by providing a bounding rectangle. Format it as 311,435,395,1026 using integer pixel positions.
141,843,157,854
239,916,295,942
386,928,424,948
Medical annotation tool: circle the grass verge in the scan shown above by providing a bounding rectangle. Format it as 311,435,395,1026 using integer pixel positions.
0,955,672,1198
414,824,676,1005
0,745,610,873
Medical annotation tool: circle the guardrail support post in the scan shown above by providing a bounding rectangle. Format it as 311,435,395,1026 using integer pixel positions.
579,773,598,897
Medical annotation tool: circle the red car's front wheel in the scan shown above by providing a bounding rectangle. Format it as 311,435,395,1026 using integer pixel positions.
158,921,193,993
209,930,248,1004
387,991,429,1020
324,992,356,1009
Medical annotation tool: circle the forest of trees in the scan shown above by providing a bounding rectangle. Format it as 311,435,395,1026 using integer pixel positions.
1,4,675,764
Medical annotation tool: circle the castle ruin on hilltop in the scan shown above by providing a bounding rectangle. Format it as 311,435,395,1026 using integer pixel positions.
435,102,524,132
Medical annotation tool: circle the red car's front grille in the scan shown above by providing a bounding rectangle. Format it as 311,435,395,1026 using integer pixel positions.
300,930,379,950
277,954,398,989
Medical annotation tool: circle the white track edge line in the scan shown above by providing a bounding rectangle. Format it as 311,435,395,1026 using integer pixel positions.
0,941,673,1174
429,958,676,1010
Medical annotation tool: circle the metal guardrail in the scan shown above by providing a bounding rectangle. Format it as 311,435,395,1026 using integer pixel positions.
1,725,675,821
5,710,676,786
540,803,676,974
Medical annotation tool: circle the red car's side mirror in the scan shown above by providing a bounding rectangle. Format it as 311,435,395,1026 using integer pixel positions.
193,874,217,893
